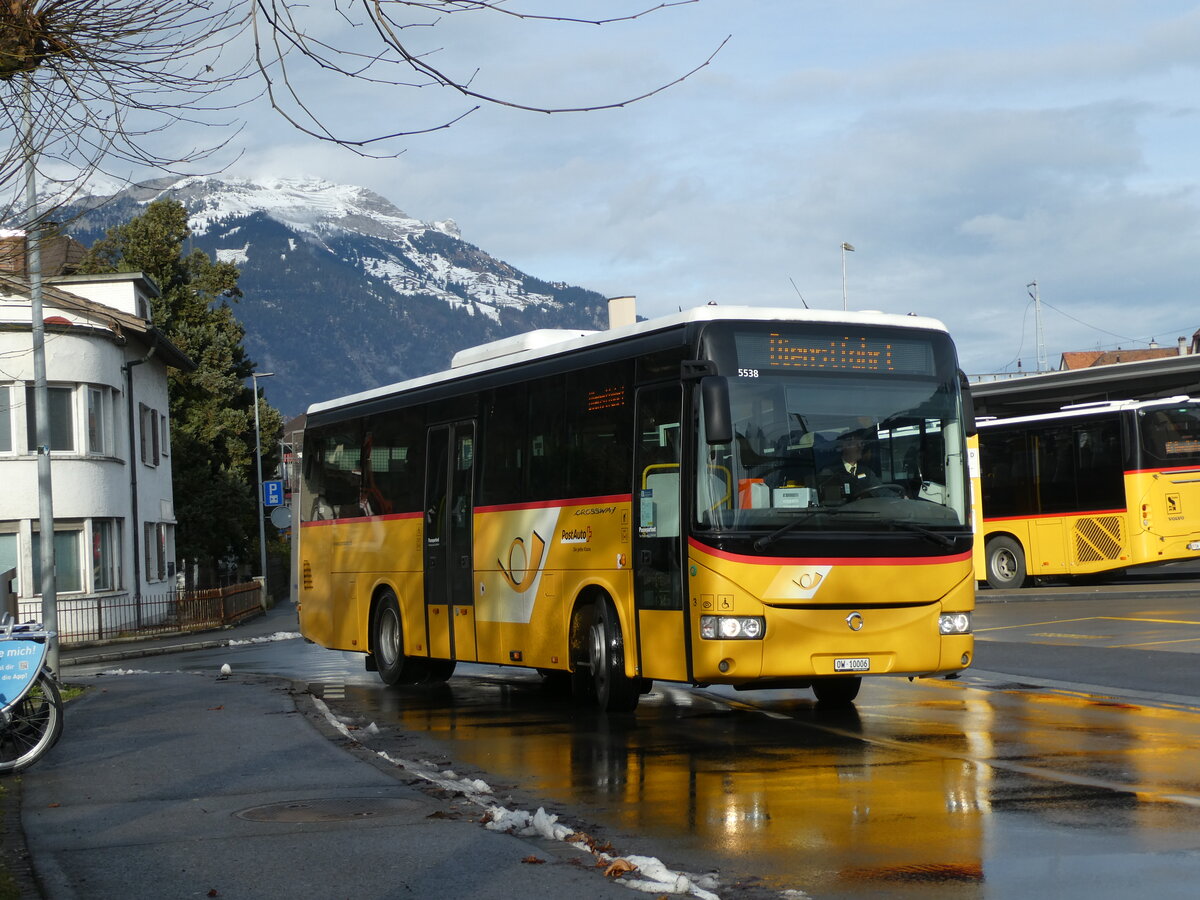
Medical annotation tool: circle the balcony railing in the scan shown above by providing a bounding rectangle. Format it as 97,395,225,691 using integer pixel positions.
13,582,265,647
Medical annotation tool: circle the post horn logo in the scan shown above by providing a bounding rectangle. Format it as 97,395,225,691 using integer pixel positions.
498,531,546,592
846,611,864,632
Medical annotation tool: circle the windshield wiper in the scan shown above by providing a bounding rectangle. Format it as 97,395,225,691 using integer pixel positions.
752,509,825,551
890,520,955,547
753,509,957,551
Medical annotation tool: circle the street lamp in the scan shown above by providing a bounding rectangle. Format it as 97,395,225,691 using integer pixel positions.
841,242,855,310
251,371,274,603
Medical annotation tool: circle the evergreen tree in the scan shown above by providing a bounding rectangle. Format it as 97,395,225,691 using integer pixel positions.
78,199,284,584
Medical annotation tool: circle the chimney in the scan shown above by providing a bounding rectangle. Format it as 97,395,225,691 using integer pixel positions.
1179,336,1187,356
607,295,636,329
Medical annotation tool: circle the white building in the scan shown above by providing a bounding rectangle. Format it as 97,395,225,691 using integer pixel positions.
0,258,194,635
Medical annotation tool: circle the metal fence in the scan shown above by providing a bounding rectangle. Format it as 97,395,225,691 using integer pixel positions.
16,582,265,648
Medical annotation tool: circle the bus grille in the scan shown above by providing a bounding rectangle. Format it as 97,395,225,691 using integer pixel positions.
1074,516,1124,563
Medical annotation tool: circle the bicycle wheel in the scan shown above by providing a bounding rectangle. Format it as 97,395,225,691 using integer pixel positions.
0,671,63,774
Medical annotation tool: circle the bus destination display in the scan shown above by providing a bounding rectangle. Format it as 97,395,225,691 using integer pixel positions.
735,331,935,375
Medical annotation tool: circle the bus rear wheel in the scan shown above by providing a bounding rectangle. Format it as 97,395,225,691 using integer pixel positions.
812,676,861,708
587,599,641,713
986,536,1027,589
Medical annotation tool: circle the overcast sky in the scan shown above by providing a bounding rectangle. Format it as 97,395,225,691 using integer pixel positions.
218,2,1200,374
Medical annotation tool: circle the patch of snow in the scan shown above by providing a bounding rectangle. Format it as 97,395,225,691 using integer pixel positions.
619,856,721,899
216,244,250,265
227,631,301,646
310,695,726,898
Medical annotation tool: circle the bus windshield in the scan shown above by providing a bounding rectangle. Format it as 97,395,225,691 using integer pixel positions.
1137,403,1200,469
696,362,968,536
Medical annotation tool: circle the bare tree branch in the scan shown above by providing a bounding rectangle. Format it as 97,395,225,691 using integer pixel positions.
2,0,724,225
250,1,726,149
1,0,255,225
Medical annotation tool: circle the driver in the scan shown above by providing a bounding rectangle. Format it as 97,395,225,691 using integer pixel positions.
820,430,881,500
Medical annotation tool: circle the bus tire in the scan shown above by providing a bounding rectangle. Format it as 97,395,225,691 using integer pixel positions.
986,536,1027,589
371,589,429,685
588,598,641,713
812,676,861,708
569,605,596,706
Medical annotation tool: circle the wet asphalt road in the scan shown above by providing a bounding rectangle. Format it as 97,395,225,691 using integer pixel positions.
69,581,1200,899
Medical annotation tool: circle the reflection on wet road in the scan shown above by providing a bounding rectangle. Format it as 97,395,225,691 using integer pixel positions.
86,639,1200,898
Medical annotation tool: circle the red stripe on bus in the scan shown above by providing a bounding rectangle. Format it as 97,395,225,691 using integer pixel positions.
688,537,971,566
475,494,632,514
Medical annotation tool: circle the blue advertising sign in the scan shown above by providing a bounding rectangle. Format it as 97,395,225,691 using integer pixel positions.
262,480,284,507
0,639,47,707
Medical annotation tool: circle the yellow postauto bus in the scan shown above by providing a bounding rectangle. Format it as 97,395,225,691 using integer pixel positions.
297,306,976,711
974,396,1200,589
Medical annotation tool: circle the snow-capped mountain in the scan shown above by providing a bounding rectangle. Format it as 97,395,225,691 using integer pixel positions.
63,176,610,416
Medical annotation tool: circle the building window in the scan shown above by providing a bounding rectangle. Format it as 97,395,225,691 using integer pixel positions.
157,523,168,581
144,523,156,581
92,519,121,591
25,385,74,452
32,529,82,594
144,522,171,582
88,386,115,456
139,403,160,466
0,385,11,453
0,530,16,596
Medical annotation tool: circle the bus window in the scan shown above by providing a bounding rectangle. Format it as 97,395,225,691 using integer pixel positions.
363,408,425,515
480,385,526,506
565,364,632,498
304,422,361,520
1139,405,1200,468
527,379,565,502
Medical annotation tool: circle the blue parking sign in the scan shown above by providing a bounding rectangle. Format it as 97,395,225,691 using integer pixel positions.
263,480,284,507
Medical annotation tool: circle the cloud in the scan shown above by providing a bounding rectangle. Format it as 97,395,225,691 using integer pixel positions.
82,1,1200,375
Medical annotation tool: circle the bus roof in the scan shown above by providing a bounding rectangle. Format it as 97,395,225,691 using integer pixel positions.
305,304,951,417
976,395,1200,428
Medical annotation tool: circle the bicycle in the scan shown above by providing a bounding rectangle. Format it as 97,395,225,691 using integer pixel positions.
0,616,63,774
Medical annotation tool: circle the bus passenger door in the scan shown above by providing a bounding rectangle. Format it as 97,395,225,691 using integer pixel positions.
424,422,478,661
633,385,689,682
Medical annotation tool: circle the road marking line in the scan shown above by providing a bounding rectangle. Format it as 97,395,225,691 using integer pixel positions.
979,615,1200,633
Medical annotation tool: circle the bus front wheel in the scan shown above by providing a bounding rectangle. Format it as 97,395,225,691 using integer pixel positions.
371,590,429,685
986,536,1027,589
587,599,641,713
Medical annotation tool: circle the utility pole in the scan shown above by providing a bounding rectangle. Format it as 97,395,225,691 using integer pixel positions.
1027,281,1048,373
23,74,58,674
841,243,855,310
251,372,275,606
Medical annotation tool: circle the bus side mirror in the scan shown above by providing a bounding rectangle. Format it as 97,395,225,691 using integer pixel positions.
959,370,976,437
701,376,733,445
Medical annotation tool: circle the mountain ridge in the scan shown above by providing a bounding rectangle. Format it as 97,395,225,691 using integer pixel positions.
62,175,611,416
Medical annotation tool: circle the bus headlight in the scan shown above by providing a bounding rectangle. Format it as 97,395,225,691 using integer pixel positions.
700,615,766,640
939,612,972,635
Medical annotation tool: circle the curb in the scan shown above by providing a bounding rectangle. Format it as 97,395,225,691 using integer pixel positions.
60,638,233,668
